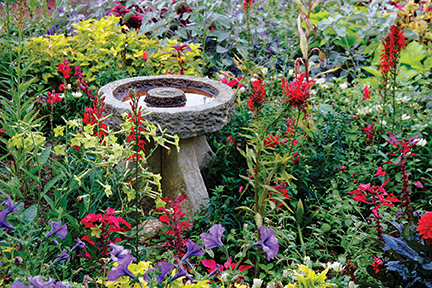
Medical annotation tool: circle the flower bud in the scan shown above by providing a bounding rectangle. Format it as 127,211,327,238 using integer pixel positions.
282,269,289,278
252,278,263,288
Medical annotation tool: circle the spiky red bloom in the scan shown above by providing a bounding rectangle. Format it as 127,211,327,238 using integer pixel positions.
57,59,72,80
378,25,406,76
246,79,266,112
83,95,107,138
372,256,383,274
280,73,315,108
243,0,253,9
417,211,432,243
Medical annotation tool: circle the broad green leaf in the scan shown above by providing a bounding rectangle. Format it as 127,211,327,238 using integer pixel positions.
22,205,37,223
38,146,51,166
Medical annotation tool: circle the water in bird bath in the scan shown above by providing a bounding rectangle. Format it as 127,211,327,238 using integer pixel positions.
122,88,214,108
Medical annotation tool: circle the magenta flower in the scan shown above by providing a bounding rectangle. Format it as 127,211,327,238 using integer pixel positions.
46,220,68,245
200,224,225,250
0,197,23,231
52,250,71,265
108,254,136,282
252,226,279,261
28,275,56,288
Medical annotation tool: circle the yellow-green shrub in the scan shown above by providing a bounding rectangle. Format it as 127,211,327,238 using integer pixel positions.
24,15,202,87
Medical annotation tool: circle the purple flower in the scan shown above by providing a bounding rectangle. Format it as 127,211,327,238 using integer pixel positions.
144,261,175,284
171,266,188,282
200,224,225,250
71,238,86,252
180,239,205,263
108,254,136,282
109,243,132,263
46,220,68,244
28,275,56,288
0,197,23,231
9,282,30,288
252,226,279,261
52,250,71,265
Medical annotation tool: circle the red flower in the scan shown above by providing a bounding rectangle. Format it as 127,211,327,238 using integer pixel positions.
362,122,375,140
57,59,72,80
293,152,300,164
363,86,372,100
142,52,148,61
59,84,65,91
264,135,279,148
83,95,108,138
110,5,130,17
280,73,315,108
220,77,243,89
243,0,253,9
417,211,432,244
378,25,406,76
375,167,386,177
372,256,383,273
339,165,346,172
47,90,62,107
246,79,266,112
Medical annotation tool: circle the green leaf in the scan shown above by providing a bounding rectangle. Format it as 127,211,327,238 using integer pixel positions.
362,66,382,78
402,28,419,40
321,223,331,233
38,146,51,166
22,205,37,222
43,195,55,209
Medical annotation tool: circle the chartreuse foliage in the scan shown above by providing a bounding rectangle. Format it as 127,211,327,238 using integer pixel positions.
24,15,202,87
285,265,336,288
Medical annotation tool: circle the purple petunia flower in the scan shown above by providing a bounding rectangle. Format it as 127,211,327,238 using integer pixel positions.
52,250,71,265
108,254,136,282
46,220,68,245
28,275,56,288
171,266,188,282
71,238,86,252
180,239,205,263
252,226,279,261
109,243,132,263
144,261,176,284
9,282,30,288
199,224,225,250
0,197,23,231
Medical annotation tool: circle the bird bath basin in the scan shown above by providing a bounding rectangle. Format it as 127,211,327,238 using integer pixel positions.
99,75,235,217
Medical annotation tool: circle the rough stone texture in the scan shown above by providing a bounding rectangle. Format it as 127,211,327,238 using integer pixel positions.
99,75,235,139
136,219,165,245
99,75,234,219
162,137,210,217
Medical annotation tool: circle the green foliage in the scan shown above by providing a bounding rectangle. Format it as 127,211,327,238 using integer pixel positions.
24,15,203,89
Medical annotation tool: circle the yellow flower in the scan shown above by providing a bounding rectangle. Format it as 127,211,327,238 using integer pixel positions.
53,145,66,156
54,125,65,137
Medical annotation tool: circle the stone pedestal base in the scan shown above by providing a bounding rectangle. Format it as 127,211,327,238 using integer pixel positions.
147,135,213,218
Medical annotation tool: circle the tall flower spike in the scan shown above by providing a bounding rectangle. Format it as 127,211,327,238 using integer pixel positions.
200,224,225,250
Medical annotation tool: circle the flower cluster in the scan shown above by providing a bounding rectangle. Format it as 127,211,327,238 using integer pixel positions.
280,73,315,108
269,181,291,209
157,195,191,258
378,24,406,76
348,167,400,240
10,275,72,288
107,243,137,281
125,90,146,161
387,132,420,220
75,65,94,101
111,4,143,31
246,79,266,113
46,90,62,107
80,208,131,259
243,0,253,10
83,94,108,138
363,86,372,101
417,211,432,244
362,122,375,141
57,59,71,80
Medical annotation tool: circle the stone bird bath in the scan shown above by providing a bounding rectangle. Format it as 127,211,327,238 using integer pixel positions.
99,75,235,217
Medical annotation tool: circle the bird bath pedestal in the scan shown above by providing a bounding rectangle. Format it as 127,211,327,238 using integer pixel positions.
99,75,235,217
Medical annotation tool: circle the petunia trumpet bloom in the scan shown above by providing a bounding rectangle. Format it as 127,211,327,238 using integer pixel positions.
109,243,132,263
108,254,136,282
28,275,56,288
71,238,86,252
52,250,71,265
200,224,225,250
180,239,205,263
252,226,279,261
0,197,24,231
46,220,68,245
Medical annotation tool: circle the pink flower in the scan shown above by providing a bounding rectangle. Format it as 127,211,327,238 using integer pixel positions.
142,52,148,61
363,86,372,100
375,167,386,177
417,211,432,244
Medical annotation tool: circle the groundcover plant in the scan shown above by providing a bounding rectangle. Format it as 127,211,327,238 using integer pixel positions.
0,0,432,287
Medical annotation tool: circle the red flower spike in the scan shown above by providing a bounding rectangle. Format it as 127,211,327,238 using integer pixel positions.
247,79,266,113
363,86,372,100
375,167,386,177
372,256,383,273
57,59,72,80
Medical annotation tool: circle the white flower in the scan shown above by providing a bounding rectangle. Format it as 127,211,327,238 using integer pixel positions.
266,282,276,288
339,82,348,89
67,84,72,89
402,114,411,120
348,281,359,288
379,120,388,126
304,256,311,262
238,87,246,94
396,96,408,104
72,91,83,98
252,278,263,288
330,261,343,272
416,138,427,147
315,78,326,87
288,69,294,76
220,272,229,283
282,270,289,278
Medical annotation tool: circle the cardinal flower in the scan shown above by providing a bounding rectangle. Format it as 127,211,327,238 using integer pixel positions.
363,86,372,100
